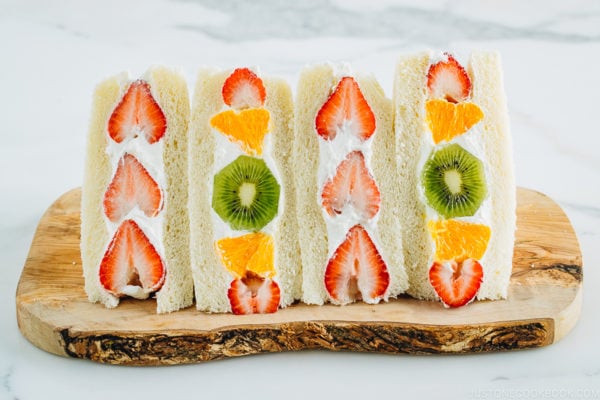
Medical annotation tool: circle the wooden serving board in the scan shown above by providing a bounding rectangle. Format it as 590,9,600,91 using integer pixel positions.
16,188,582,365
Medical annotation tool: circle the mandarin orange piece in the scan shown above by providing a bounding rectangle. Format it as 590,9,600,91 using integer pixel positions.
246,234,275,278
427,219,491,263
425,99,483,144
210,108,270,155
215,232,275,279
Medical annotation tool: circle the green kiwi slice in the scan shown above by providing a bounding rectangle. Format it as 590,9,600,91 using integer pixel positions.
422,144,487,218
212,155,280,231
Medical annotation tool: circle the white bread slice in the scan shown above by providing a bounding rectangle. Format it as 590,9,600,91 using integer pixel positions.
188,67,301,313
470,52,516,299
393,51,516,301
294,64,408,305
80,67,193,313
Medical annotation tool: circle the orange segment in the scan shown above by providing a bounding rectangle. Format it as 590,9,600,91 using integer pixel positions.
215,232,275,279
246,234,275,277
210,108,270,156
427,219,491,263
425,99,484,144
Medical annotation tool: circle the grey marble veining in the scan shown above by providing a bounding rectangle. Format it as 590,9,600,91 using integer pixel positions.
565,203,600,219
52,22,90,39
2,367,14,400
174,0,600,44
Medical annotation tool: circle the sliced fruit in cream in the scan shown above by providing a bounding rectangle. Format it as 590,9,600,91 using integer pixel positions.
107,80,166,144
425,99,483,144
315,76,376,142
421,144,487,219
212,155,280,231
321,150,380,220
324,224,389,305
103,153,163,223
227,272,280,315
211,68,282,315
99,219,165,298
427,53,472,103
427,219,490,263
222,67,266,109
425,53,483,143
215,232,275,279
422,53,490,308
101,77,168,302
210,108,270,156
429,259,483,308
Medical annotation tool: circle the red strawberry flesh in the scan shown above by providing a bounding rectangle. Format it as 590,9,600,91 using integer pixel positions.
227,272,280,314
324,224,389,304
222,68,266,109
428,258,483,308
321,150,380,220
107,79,167,144
103,153,163,222
315,76,376,141
426,54,472,103
99,219,165,298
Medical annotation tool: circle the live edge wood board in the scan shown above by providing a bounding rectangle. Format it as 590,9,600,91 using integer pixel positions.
16,188,582,365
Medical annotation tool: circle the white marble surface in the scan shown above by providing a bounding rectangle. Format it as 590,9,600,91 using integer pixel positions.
1,0,599,398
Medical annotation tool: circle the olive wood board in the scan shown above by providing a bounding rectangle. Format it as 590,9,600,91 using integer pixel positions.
16,187,582,365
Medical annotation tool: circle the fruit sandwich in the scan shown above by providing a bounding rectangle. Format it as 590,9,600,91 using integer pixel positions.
188,67,301,314
294,64,409,306
81,52,515,314
81,67,194,313
393,51,516,307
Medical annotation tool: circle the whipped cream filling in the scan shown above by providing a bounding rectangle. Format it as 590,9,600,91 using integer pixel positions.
317,129,382,257
121,284,152,299
209,120,283,241
418,55,492,267
315,70,385,262
101,75,167,299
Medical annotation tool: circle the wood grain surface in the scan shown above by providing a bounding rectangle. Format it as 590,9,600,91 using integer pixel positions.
16,188,582,365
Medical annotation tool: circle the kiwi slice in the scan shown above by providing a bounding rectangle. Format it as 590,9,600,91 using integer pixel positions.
213,155,280,231
422,144,487,218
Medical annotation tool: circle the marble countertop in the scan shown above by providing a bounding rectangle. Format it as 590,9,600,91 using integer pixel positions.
2,0,599,398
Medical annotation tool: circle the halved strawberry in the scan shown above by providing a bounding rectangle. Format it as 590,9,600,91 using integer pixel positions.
99,219,165,298
107,80,167,144
427,54,472,103
222,68,266,109
321,150,380,220
315,76,376,141
227,272,280,314
324,224,389,305
103,153,163,222
428,258,483,308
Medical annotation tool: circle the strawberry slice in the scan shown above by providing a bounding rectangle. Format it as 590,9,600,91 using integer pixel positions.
427,54,472,103
103,153,163,222
321,150,380,220
107,79,167,144
324,224,389,305
428,258,483,308
222,68,266,109
227,272,281,314
315,76,376,141
99,219,165,298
